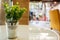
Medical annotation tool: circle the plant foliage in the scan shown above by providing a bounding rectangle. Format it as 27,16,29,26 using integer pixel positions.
3,2,26,22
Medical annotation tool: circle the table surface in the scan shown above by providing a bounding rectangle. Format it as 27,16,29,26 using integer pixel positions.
0,25,59,40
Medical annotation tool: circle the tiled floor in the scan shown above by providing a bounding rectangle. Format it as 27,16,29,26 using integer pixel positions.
0,25,60,40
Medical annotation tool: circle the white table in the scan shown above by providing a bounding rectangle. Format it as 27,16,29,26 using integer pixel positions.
0,25,29,40
0,25,59,40
29,27,59,40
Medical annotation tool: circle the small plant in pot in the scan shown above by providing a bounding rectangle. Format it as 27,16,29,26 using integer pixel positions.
3,2,26,39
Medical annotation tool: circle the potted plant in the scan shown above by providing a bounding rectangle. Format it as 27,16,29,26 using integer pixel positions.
3,2,26,39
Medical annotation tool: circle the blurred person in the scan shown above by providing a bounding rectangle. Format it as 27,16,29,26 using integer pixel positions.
33,15,37,21
29,11,33,21
43,14,46,21
38,15,43,21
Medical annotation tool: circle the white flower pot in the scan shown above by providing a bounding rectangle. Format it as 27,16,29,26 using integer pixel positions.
6,20,17,39
8,25,17,39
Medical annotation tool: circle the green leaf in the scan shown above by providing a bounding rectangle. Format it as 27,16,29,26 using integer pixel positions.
3,2,26,21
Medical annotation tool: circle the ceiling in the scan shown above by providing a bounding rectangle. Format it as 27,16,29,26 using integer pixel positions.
30,0,60,2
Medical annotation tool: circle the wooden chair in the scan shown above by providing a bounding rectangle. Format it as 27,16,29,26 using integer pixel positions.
49,9,60,32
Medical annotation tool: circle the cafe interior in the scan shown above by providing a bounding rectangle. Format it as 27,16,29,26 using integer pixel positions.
0,0,60,40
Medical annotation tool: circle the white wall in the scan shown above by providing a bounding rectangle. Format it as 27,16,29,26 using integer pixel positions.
51,4,60,12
